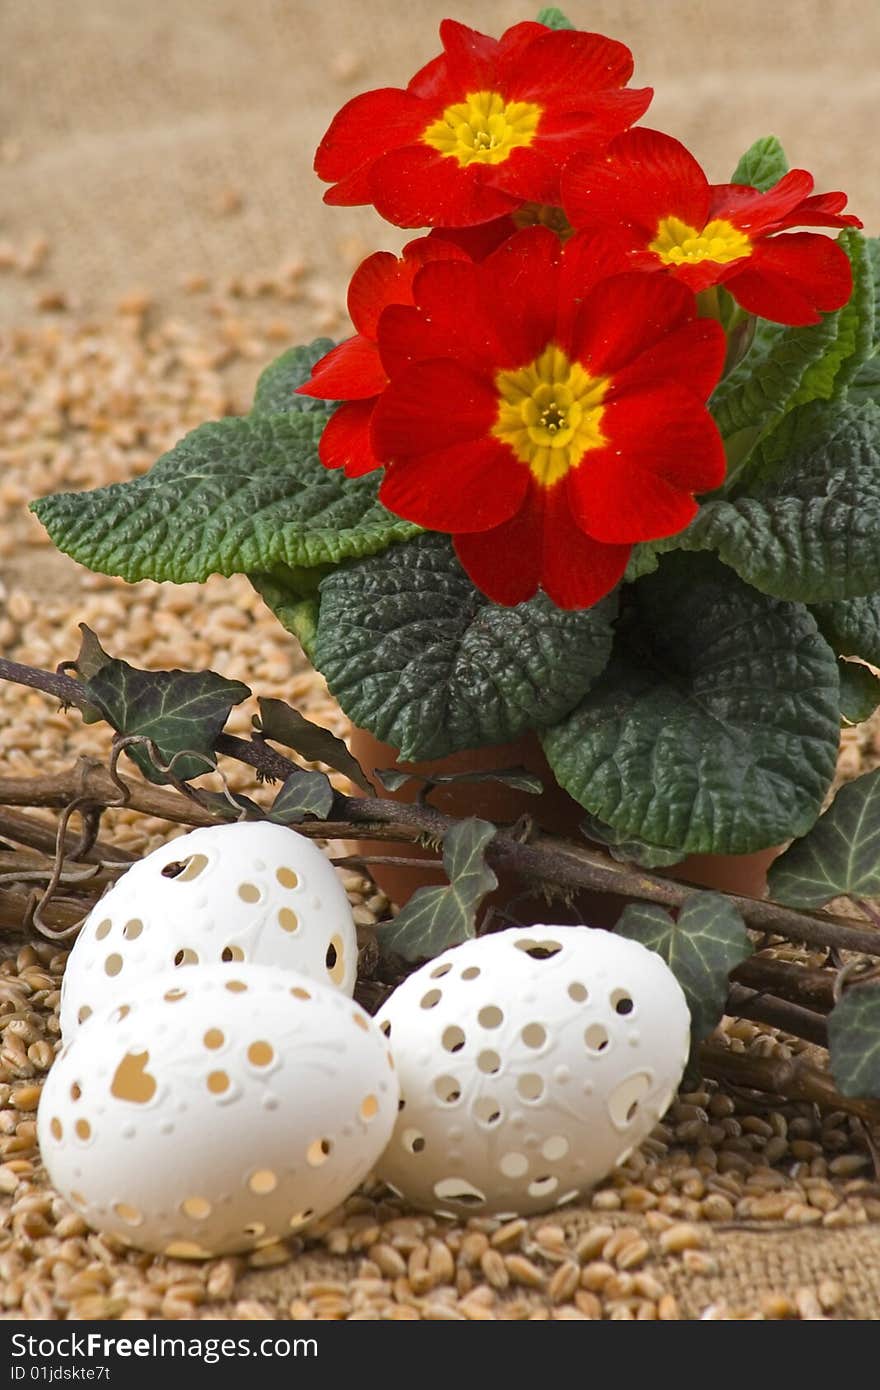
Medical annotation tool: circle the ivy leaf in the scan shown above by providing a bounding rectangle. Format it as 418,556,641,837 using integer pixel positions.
195,790,265,822
313,533,617,761
379,818,498,962
828,985,880,1098
256,695,369,790
83,662,250,784
268,770,335,823
73,624,113,681
32,409,418,584
617,892,752,1044
767,768,880,907
838,660,880,724
670,400,880,602
581,815,684,869
730,136,789,192
537,7,575,28
251,339,337,416
541,553,840,855
374,766,544,795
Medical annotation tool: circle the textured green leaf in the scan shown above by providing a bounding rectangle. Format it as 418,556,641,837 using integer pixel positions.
767,768,880,907
256,695,368,790
670,400,880,602
730,135,788,192
313,533,617,761
379,818,498,961
375,766,543,795
541,553,840,855
84,662,250,784
617,892,752,1043
249,571,321,663
838,660,880,724
813,593,880,668
269,770,335,823
829,985,880,1098
581,815,684,869
251,339,336,416
32,410,419,584
537,7,575,29
850,235,880,404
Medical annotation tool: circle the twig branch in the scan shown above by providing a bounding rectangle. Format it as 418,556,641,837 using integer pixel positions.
699,1040,880,1124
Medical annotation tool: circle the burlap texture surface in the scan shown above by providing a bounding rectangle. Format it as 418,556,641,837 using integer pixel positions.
3,0,880,1320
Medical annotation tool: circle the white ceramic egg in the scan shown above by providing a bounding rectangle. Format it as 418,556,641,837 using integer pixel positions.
39,963,398,1256
375,925,690,1218
60,821,357,1038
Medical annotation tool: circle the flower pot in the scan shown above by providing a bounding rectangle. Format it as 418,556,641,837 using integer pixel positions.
348,726,781,919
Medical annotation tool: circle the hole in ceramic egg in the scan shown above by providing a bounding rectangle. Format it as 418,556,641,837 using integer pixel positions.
326,936,345,985
420,989,442,1009
499,1152,528,1179
221,945,246,962
123,919,143,940
521,1023,546,1049
203,1029,224,1050
306,1137,333,1166
584,1023,610,1053
74,1119,91,1141
181,1195,212,1219
542,1135,569,1161
162,853,209,881
568,982,588,1003
50,1117,62,1140
113,1202,143,1226
477,1050,501,1075
77,1006,92,1024
225,980,247,993
111,1051,157,1104
477,1005,503,1029
238,882,261,904
528,1175,558,1199
379,1020,391,1037
612,988,635,1016
242,1222,266,1239
94,919,112,940
402,1129,426,1155
434,1075,461,1104
360,1094,379,1120
608,1071,652,1130
473,1096,502,1125
290,986,311,1000
70,1191,87,1208
70,1082,82,1101
289,1209,314,1229
517,1073,544,1102
430,963,452,979
278,908,299,933
206,1070,230,1095
104,953,123,977
276,866,299,889
460,966,481,981
248,1169,277,1195
247,1041,274,1067
433,1178,485,1206
112,1005,130,1024
514,938,562,960
353,1013,369,1032
163,988,187,1003
173,948,199,967
442,1026,465,1053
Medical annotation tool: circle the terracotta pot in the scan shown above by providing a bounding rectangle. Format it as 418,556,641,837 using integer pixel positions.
348,727,781,919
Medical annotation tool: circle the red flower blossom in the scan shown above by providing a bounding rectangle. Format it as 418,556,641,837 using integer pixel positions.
562,128,862,326
315,19,652,228
348,227,726,609
299,237,469,476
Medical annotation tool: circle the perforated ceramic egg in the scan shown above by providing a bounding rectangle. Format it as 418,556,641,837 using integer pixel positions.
375,925,690,1218
60,822,357,1037
39,963,398,1256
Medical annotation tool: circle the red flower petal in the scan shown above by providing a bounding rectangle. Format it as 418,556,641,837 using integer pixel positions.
773,191,862,231
710,169,814,234
570,272,696,376
378,263,502,378
318,400,380,477
298,336,387,401
727,233,853,325
475,227,562,368
315,88,429,185
368,144,521,228
371,359,498,459
563,128,710,236
379,437,527,533
555,231,642,349
503,29,637,105
346,239,469,339
436,18,502,91
569,457,699,544
428,218,518,260
611,318,727,401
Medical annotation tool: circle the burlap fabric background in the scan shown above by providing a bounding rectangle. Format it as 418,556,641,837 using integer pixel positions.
3,0,880,1319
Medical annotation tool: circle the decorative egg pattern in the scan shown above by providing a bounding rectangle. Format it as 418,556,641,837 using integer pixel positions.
39,964,398,1256
375,926,691,1218
60,821,358,1038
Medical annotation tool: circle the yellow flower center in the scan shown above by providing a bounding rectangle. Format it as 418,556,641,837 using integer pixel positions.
649,215,752,266
493,345,609,488
422,90,542,168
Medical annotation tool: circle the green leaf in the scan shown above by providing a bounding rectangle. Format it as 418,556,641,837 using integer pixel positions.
194,789,265,821
767,768,880,907
581,815,684,869
730,136,788,192
32,410,418,584
73,624,112,681
828,985,880,1098
838,659,880,724
249,569,323,662
379,818,498,961
268,770,335,823
313,533,617,761
670,400,880,602
537,7,575,29
256,695,369,790
850,235,880,404
251,339,336,416
541,553,840,855
375,766,544,796
813,592,880,668
84,662,250,784
617,892,752,1044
